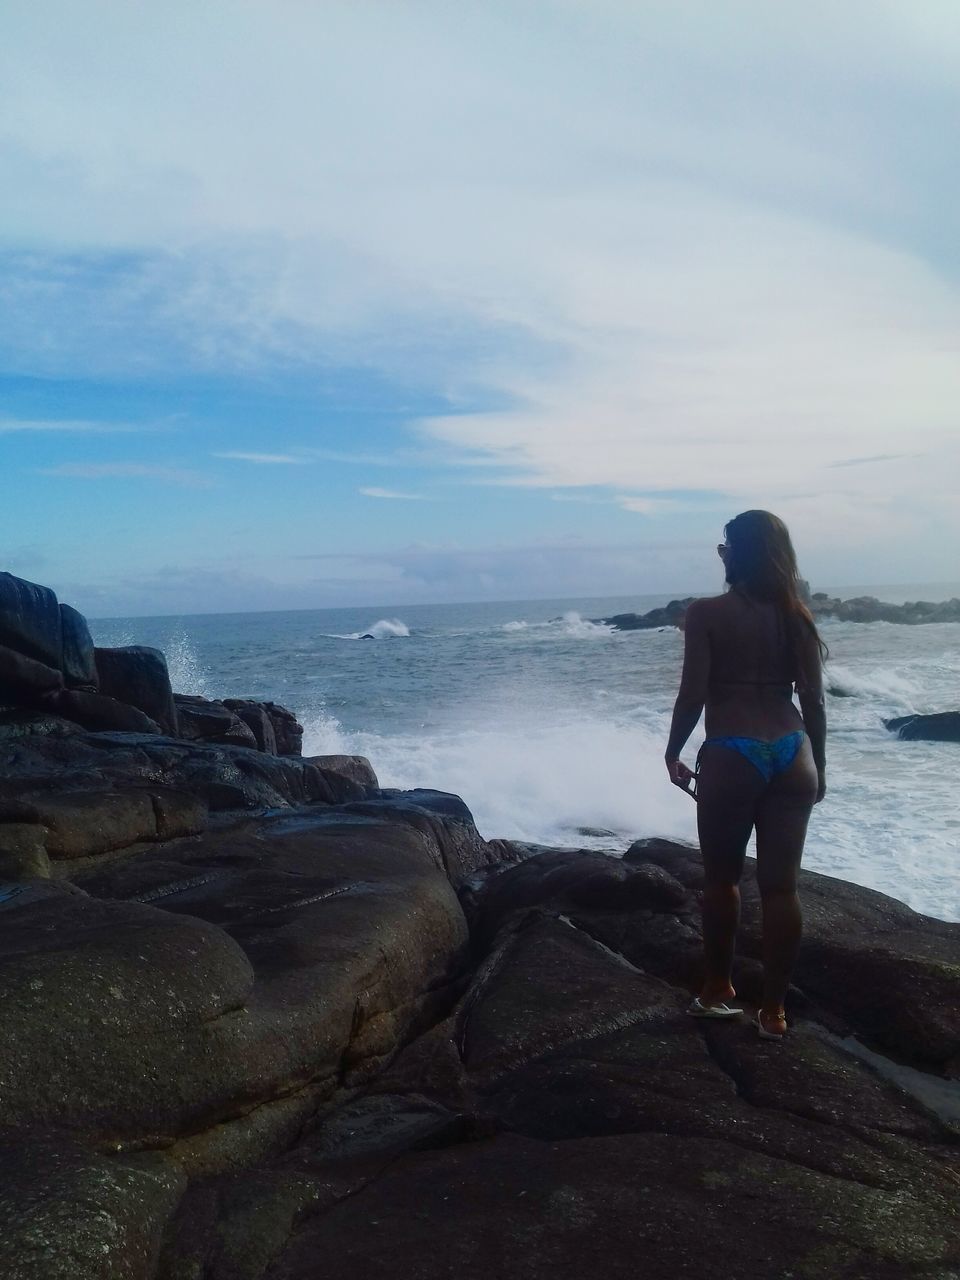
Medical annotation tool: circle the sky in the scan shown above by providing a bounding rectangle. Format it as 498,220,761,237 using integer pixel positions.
2,1,959,617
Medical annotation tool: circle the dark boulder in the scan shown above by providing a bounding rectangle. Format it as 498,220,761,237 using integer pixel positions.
174,694,258,748
0,643,64,701
262,701,303,755
305,753,379,792
596,597,695,631
0,806,471,1150
812,594,960,624
50,688,163,734
223,699,279,753
246,859,957,1280
0,571,62,669
885,711,960,743
262,1128,959,1280
95,645,178,735
0,1129,184,1280
59,603,98,690
0,823,51,879
344,788,496,884
621,838,960,1073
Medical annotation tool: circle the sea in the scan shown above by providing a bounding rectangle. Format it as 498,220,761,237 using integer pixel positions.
91,584,960,924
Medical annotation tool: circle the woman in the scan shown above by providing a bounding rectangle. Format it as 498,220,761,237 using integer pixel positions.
664,510,827,1040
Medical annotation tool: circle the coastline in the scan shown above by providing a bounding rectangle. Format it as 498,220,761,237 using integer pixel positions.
1,570,959,1277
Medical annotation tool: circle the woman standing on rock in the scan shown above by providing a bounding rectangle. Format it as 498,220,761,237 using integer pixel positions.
664,510,827,1040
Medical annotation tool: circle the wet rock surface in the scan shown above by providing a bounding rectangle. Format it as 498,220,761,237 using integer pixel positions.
2,782,958,1278
154,839,959,1280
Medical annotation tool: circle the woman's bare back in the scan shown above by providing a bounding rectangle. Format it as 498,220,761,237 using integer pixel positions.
699,591,808,740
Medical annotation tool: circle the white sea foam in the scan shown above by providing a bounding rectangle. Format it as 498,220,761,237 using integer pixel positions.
557,611,614,639
302,695,697,848
325,618,411,640
501,620,529,632
826,663,918,707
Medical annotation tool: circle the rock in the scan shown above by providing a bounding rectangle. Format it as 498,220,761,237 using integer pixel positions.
263,1130,959,1280
622,838,960,1074
16,790,159,859
150,787,209,840
223,699,278,754
262,701,303,756
885,711,960,743
0,890,257,1137
0,571,63,670
0,1129,184,1280
0,710,80,741
811,594,960,624
343,788,496,884
0,643,64,701
599,593,960,631
596,598,695,630
59,603,98,690
0,823,51,879
50,689,163,734
175,695,258,748
305,754,379,792
95,646,178,736
468,847,687,947
0,804,472,1152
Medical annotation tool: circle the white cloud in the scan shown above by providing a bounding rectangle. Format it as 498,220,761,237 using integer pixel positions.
213,451,307,465
359,487,426,501
3,2,960,577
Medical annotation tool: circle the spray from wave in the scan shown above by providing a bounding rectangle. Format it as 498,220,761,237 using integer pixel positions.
301,693,696,848
324,618,411,640
163,632,211,696
557,611,614,639
826,663,917,707
499,613,613,639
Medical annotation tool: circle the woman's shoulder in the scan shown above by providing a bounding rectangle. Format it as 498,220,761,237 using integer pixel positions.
685,593,727,619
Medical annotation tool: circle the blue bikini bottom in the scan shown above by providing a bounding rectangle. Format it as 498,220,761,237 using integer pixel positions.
701,730,805,784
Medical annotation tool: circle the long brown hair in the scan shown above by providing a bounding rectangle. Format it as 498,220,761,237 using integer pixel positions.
723,510,828,661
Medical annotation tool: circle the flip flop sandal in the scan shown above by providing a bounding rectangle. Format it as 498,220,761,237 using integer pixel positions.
757,1011,788,1040
686,997,742,1019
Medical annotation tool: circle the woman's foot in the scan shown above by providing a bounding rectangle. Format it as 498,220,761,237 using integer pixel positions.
699,983,737,1006
687,984,741,1018
757,1007,788,1040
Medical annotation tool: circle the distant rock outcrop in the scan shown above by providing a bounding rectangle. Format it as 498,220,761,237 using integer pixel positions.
598,592,960,631
810,593,960,624
596,598,695,630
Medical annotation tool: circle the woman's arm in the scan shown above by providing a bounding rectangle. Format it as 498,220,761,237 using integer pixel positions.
665,600,710,790
796,622,827,802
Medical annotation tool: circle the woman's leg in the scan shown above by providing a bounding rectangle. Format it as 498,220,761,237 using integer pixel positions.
754,740,818,1028
695,745,765,1002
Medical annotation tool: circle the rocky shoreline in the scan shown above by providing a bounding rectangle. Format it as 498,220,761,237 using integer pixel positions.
1,573,959,1278
597,592,960,630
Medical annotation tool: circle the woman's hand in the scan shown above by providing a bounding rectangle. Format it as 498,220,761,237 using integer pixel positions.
816,769,827,804
666,758,697,800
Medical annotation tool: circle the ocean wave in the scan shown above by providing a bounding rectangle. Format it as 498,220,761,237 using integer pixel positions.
300,698,695,848
324,618,411,640
826,663,918,704
557,611,614,639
